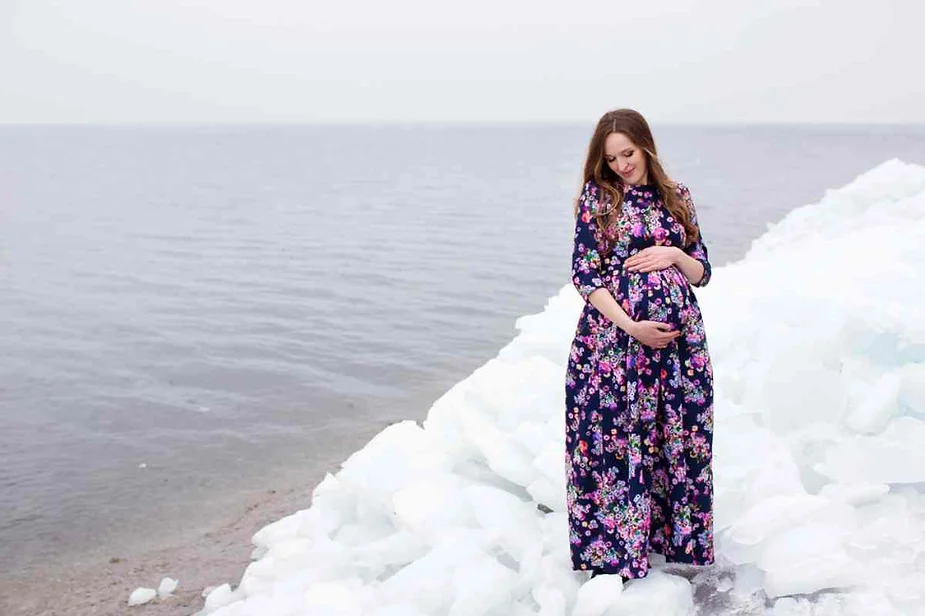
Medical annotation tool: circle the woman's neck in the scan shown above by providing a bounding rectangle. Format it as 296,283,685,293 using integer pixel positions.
627,175,651,187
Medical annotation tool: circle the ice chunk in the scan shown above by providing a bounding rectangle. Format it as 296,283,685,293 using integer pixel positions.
898,362,925,416
532,585,567,616
157,577,178,598
606,570,693,616
465,484,540,558
572,574,623,616
447,554,518,616
367,606,428,616
884,571,925,611
762,544,861,597
770,596,814,615
392,474,472,539
843,370,901,434
819,482,889,506
727,494,835,547
127,587,156,606
755,361,847,435
303,581,364,615
816,416,925,483
378,529,490,613
337,420,452,508
202,583,234,611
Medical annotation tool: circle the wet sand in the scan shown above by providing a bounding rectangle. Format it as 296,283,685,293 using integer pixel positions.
0,420,394,616
0,481,311,616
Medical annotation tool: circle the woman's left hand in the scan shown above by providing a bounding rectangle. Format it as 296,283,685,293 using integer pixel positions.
624,246,681,273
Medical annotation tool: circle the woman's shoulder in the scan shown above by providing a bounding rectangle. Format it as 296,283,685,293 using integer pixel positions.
669,179,692,197
577,179,604,210
581,178,602,195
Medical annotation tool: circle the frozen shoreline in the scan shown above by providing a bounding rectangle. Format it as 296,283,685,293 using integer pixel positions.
193,160,925,615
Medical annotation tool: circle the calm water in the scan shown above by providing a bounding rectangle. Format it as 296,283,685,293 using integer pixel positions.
1,123,924,572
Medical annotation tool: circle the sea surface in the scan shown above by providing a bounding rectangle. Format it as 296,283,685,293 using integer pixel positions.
1,123,923,574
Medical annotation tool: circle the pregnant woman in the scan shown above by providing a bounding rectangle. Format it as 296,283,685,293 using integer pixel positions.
565,109,715,583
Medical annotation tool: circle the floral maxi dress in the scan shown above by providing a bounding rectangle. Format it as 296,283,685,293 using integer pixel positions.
564,179,715,579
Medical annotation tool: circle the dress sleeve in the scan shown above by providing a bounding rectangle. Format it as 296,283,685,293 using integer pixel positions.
678,183,712,288
571,181,606,300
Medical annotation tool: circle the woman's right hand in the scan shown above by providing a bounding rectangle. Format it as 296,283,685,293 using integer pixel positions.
627,320,681,349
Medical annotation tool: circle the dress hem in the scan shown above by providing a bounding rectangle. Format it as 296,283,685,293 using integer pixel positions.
571,550,716,580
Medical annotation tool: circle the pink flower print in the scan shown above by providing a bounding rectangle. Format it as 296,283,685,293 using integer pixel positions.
676,517,693,538
698,511,713,530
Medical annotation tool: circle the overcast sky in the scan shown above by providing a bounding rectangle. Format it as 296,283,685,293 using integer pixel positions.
1,0,922,124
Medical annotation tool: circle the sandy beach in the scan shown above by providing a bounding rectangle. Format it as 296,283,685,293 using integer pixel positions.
1,480,310,616
0,419,395,616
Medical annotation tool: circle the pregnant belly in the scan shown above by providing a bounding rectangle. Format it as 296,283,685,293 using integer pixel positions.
614,266,691,327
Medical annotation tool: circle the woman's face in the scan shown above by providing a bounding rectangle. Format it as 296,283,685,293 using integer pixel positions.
603,132,648,185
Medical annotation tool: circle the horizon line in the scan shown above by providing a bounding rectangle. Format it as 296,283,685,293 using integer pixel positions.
2,119,924,129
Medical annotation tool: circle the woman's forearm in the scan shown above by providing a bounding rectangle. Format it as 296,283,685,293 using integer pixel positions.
673,248,706,286
587,288,637,334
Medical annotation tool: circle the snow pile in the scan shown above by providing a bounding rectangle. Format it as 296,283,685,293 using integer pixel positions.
196,159,925,616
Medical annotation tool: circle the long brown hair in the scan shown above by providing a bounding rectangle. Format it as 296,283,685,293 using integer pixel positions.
573,109,698,256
